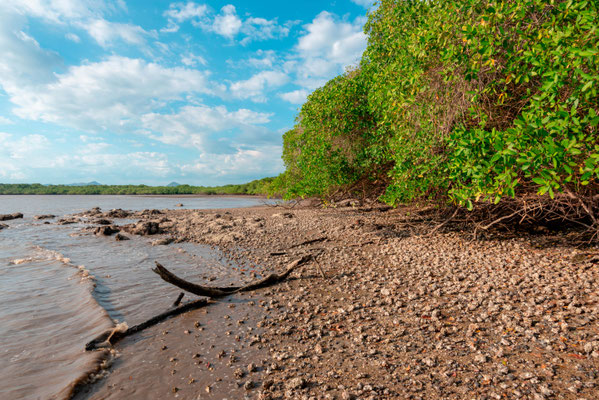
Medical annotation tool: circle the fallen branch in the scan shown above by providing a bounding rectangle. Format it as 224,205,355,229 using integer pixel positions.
86,255,313,352
173,292,185,307
153,262,239,297
152,255,313,297
288,237,327,249
85,298,209,351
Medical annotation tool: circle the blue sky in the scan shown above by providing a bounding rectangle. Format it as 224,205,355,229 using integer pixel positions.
0,0,373,185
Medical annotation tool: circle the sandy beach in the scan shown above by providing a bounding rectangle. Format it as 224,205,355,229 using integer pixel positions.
68,202,599,399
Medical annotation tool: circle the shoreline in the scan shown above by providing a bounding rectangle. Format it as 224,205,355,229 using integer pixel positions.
0,193,275,198
74,203,599,399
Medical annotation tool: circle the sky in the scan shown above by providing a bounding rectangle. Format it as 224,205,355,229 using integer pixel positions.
0,0,374,186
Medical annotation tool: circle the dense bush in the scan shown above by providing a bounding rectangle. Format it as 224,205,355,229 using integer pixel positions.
274,68,383,199
276,0,599,213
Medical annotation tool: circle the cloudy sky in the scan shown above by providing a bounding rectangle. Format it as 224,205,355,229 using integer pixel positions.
0,0,372,185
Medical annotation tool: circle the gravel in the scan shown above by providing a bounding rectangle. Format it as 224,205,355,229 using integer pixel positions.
76,203,599,399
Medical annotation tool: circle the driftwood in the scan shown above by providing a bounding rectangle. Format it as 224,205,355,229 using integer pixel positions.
85,255,314,351
85,298,209,350
173,292,185,307
288,237,327,249
152,255,313,297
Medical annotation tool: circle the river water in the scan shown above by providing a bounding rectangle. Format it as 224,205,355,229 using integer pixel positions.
0,195,268,400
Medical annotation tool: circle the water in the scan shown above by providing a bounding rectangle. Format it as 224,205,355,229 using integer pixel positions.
0,195,268,400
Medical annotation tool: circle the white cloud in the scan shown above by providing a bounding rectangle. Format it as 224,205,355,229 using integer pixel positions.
191,4,293,44
211,5,242,39
294,11,367,89
247,50,277,68
162,2,208,33
239,17,295,45
0,12,62,89
160,22,180,33
351,0,374,7
181,53,207,67
65,32,81,43
0,132,52,180
0,132,49,159
141,105,271,151
82,19,154,47
279,89,309,104
230,71,289,102
2,0,110,24
55,151,173,177
8,56,215,132
164,2,207,22
0,131,174,182
2,1,151,49
181,145,283,178
0,116,15,125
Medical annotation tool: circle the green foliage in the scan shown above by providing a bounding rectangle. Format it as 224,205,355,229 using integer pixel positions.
0,177,275,196
276,0,599,208
277,68,384,199
442,0,599,206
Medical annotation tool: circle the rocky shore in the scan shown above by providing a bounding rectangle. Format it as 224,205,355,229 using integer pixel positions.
78,203,599,399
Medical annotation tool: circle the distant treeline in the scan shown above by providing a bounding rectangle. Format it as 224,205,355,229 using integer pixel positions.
0,178,274,196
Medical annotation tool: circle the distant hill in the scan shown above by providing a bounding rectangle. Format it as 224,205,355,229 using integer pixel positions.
166,182,183,187
66,181,102,186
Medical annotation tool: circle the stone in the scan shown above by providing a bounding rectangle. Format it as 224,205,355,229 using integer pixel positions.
34,215,56,220
125,221,162,235
94,225,120,236
0,212,23,221
286,377,306,390
152,237,175,246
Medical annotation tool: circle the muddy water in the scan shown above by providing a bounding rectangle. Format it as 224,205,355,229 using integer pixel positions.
0,196,270,400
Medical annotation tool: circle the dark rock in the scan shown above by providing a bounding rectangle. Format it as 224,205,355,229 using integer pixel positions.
94,225,120,236
84,207,102,216
106,209,130,218
94,219,113,225
115,233,130,241
58,218,79,225
34,215,56,220
0,223,8,230
141,209,163,216
0,213,23,221
175,203,184,207
125,221,162,235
